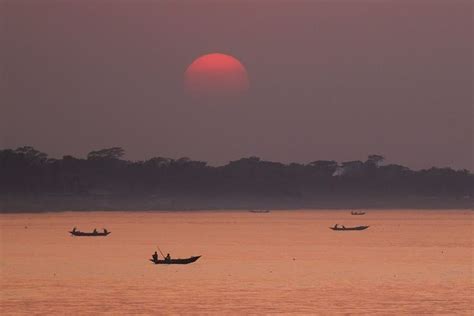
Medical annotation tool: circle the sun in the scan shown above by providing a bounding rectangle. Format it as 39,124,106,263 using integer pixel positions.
184,53,249,97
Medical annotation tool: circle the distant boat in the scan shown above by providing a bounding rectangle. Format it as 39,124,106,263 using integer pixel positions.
69,228,110,237
330,225,369,231
249,210,270,213
351,211,366,215
150,256,201,265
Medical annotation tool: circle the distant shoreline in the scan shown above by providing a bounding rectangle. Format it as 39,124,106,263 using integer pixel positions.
1,195,471,213
1,208,472,215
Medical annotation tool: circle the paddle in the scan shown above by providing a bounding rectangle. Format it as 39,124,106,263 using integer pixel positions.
157,246,166,259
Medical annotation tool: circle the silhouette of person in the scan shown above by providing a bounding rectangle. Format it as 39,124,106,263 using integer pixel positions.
103,228,108,234
72,227,77,232
152,251,158,263
93,228,98,234
165,253,171,261
334,224,338,229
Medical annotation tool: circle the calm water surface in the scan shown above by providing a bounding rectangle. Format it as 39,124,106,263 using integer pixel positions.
1,210,472,315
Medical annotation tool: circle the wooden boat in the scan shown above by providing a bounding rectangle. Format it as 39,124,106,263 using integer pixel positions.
150,256,201,265
329,225,369,231
249,210,270,213
351,211,366,215
69,230,111,237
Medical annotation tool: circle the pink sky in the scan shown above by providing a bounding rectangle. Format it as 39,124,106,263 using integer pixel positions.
1,0,472,169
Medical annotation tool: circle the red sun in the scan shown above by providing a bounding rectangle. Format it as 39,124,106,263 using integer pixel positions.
184,53,249,97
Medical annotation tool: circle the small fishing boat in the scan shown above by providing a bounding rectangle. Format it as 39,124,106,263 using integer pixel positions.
351,211,366,215
330,225,369,231
69,229,111,237
249,210,270,213
150,256,201,265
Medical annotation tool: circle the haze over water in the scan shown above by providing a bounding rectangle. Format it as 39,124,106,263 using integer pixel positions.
1,210,472,314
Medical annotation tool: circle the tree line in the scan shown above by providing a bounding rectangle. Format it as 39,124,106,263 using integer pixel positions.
0,146,471,200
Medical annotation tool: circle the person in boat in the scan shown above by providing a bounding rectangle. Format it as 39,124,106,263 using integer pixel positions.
72,227,77,233
93,228,98,234
103,228,108,234
165,253,171,261
342,225,346,229
334,224,338,229
152,251,159,263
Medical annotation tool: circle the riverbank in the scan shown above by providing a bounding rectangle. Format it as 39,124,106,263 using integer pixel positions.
1,194,471,212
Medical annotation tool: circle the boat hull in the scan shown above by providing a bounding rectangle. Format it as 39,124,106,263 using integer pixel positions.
150,256,201,265
70,231,111,237
329,226,369,231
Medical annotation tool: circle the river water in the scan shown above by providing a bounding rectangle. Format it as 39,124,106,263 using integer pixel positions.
0,210,472,314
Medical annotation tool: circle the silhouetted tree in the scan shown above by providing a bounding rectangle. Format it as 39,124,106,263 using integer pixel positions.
340,160,364,176
15,146,48,164
366,154,385,167
309,160,338,176
87,147,125,160
0,147,472,210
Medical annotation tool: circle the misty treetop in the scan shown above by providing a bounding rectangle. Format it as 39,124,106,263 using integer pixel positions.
0,146,472,198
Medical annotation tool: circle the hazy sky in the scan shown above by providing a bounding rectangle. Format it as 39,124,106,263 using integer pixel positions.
1,0,472,169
